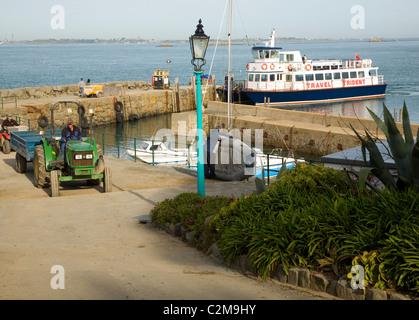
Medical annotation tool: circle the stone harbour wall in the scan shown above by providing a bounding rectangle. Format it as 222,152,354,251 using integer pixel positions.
0,81,218,129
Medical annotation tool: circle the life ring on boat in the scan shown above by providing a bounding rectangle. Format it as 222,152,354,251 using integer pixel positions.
270,64,275,70
246,64,250,70
261,64,268,70
287,64,293,71
305,64,312,71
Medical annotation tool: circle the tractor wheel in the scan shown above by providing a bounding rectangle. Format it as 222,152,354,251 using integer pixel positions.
2,139,11,154
33,145,49,188
103,167,112,193
50,170,60,197
96,91,103,98
15,153,27,173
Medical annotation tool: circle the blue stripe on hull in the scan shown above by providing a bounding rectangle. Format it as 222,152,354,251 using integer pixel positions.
243,84,387,105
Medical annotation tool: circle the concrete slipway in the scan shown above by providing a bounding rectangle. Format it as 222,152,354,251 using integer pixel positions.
0,151,335,300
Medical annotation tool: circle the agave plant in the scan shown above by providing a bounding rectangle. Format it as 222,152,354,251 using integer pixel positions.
351,103,419,190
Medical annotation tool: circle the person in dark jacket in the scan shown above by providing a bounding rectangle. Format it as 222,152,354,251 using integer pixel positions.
1,114,19,132
61,118,82,151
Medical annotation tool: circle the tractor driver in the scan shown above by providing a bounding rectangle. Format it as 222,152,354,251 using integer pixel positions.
61,118,82,151
1,114,19,132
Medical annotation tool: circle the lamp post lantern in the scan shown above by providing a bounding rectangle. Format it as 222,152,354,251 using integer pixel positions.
190,19,209,197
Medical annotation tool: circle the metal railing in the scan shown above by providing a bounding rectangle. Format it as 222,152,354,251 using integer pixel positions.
98,132,196,167
97,132,321,181
1,96,18,110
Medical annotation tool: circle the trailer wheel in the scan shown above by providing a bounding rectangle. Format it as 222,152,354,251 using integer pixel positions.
96,91,103,98
2,139,11,154
50,170,60,197
15,153,27,173
103,167,112,193
34,145,49,188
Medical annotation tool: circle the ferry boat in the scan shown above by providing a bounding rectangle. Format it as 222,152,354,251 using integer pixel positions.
242,30,387,106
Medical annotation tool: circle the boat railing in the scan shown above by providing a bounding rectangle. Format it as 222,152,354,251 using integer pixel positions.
378,75,385,84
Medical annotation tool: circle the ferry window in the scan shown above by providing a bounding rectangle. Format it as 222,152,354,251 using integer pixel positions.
264,51,270,59
248,74,254,82
277,74,283,81
358,71,365,78
325,73,333,80
286,75,292,82
280,54,285,62
261,74,268,82
369,69,377,76
342,72,349,79
287,54,294,62
316,74,324,81
350,71,357,79
252,51,259,59
334,73,341,80
296,75,304,82
305,74,314,81
255,74,260,82
270,74,276,82
271,50,280,59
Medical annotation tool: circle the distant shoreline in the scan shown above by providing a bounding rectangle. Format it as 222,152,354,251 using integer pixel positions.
1,37,418,45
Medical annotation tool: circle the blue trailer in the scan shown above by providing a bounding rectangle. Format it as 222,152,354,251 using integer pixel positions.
10,130,58,173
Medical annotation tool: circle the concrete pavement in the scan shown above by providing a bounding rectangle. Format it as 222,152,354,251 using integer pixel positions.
0,151,335,300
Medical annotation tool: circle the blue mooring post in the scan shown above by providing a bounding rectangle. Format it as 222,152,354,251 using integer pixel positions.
195,71,205,197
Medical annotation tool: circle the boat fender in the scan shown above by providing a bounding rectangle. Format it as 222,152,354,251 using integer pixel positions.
261,64,268,70
77,105,86,117
37,116,49,129
305,64,312,71
116,112,124,123
81,116,88,129
129,114,140,121
114,101,124,112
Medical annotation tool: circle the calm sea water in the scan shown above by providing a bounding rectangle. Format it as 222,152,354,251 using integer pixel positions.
1,40,418,123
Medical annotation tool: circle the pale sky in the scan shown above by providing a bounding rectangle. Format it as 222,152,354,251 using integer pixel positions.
0,0,418,41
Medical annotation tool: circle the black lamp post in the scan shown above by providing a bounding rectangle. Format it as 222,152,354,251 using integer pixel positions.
189,19,210,196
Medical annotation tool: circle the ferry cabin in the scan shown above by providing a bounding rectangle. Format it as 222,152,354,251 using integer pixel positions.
245,47,384,94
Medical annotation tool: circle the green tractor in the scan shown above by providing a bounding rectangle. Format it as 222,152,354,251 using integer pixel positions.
33,101,111,197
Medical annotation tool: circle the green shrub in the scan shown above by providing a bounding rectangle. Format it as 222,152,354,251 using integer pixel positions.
150,192,233,247
213,164,419,295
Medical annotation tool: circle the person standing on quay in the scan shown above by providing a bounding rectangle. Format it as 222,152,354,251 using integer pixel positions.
78,78,85,96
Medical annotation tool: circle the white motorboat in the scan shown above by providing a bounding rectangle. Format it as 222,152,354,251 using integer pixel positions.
124,140,196,165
